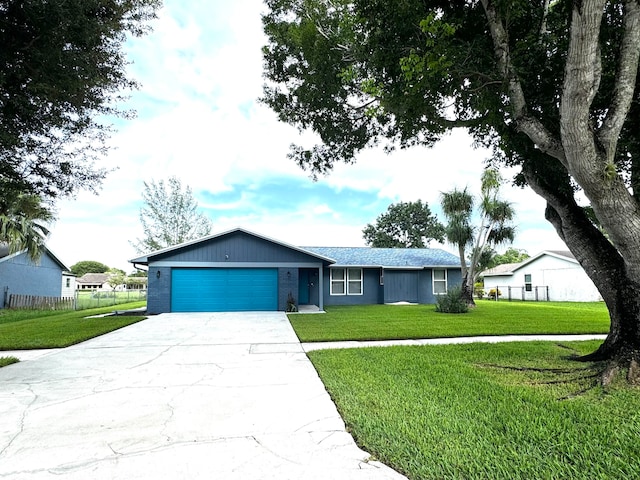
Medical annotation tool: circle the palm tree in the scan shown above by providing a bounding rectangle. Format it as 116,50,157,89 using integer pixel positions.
0,193,54,262
441,169,515,305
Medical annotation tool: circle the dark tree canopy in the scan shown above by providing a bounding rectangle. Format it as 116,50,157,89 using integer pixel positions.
262,0,640,378
0,0,160,201
70,260,110,277
362,200,444,248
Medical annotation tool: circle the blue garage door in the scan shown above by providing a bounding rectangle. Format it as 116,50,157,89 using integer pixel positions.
171,268,278,312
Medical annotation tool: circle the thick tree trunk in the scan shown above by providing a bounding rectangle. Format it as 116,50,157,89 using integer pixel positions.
522,159,640,383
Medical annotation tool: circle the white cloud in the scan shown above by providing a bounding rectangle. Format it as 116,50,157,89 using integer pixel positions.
46,0,566,274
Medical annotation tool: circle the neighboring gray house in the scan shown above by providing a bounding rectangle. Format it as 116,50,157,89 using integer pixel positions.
130,228,462,314
0,245,72,308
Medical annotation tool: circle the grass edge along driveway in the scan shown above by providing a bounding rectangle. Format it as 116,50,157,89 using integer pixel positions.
309,340,639,480
288,300,610,343
0,301,146,353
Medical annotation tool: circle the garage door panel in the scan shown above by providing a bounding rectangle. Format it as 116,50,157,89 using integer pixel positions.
171,268,278,312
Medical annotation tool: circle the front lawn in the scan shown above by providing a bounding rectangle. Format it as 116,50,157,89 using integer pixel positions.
289,300,610,342
0,301,147,350
309,341,640,479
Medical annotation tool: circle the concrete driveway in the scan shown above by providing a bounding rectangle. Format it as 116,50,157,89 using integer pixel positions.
0,312,405,479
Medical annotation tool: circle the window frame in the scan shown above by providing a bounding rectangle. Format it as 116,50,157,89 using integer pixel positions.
432,268,448,295
330,267,364,296
524,273,532,292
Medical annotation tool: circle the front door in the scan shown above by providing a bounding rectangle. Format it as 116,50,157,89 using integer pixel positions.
298,269,310,304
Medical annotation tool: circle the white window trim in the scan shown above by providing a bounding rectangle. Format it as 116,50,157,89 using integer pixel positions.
432,268,448,295
330,268,346,296
330,267,364,296
347,268,363,296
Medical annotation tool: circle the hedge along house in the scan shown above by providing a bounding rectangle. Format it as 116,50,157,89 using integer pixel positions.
130,228,462,314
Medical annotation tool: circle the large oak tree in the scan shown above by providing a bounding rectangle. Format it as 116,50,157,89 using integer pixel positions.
262,0,640,380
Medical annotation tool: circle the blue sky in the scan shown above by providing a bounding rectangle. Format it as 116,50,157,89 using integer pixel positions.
47,0,567,272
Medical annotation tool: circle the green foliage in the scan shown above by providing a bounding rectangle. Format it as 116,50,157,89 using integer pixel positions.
70,260,110,277
309,341,640,479
441,169,516,292
0,0,160,201
474,282,485,299
0,303,146,349
0,194,54,262
289,301,610,343
435,286,469,314
488,288,502,300
491,247,530,268
362,200,444,247
131,176,213,253
261,1,640,361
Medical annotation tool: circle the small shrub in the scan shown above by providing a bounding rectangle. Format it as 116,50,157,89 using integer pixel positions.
474,282,485,299
286,292,298,312
435,287,469,314
488,288,502,300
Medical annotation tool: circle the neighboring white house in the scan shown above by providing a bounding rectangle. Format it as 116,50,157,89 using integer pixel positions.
481,250,602,302
75,273,111,290
61,273,76,297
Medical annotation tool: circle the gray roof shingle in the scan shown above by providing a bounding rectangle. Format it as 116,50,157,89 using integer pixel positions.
301,247,460,268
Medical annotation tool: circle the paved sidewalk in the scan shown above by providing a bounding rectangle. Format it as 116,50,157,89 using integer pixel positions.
0,313,406,480
302,334,607,352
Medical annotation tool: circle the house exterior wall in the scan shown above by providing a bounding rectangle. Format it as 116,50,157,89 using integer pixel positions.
145,232,326,313
384,271,419,303
147,266,172,314
61,274,76,297
484,255,602,302
0,252,63,308
140,231,463,312
152,232,322,264
278,267,298,310
322,267,383,306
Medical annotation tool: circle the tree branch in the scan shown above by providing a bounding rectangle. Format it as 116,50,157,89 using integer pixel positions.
480,0,566,164
598,0,640,161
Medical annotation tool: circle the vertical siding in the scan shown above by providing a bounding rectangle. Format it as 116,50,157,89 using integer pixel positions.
0,252,63,308
384,271,419,303
155,231,324,264
147,266,171,314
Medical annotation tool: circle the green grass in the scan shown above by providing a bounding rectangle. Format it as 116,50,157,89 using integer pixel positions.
289,300,610,342
309,341,640,479
0,301,147,350
0,356,19,367
75,290,147,310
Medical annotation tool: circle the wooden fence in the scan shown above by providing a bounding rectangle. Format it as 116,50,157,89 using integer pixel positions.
7,294,75,310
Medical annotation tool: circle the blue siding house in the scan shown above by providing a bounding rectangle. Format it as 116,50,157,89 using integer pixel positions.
0,245,71,308
130,228,462,314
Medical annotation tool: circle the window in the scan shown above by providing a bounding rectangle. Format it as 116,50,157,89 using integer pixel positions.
433,269,448,295
65,278,71,288
524,274,532,292
347,268,362,295
330,268,363,295
330,268,345,295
